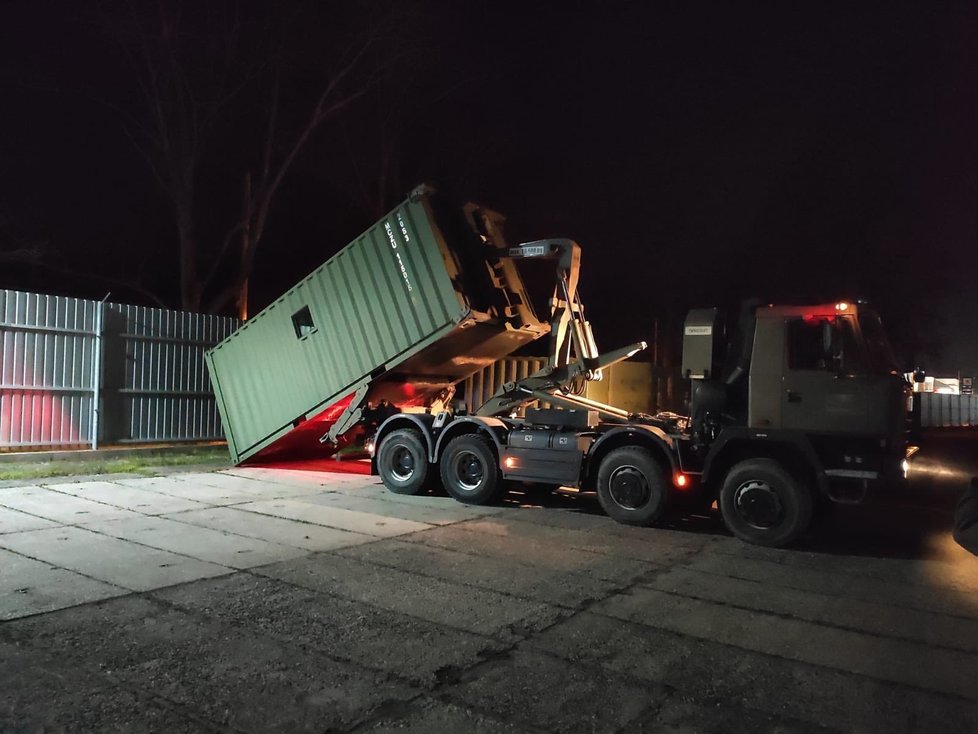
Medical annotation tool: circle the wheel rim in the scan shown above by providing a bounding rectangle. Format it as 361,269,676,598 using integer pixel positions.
608,465,650,510
452,450,485,492
388,445,415,482
733,479,784,530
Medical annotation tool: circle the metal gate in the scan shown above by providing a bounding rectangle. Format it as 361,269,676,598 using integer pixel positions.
0,289,238,451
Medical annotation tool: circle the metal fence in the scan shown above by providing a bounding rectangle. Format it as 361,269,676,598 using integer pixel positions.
1,289,238,451
919,392,978,428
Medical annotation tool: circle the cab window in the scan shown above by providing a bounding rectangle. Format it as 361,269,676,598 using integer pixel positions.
787,318,834,371
786,316,864,373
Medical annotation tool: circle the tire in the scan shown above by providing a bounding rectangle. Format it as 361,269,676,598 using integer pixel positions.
596,447,668,526
376,429,429,495
439,433,502,505
718,458,814,547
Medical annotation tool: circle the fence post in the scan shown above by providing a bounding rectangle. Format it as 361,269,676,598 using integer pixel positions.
91,297,107,450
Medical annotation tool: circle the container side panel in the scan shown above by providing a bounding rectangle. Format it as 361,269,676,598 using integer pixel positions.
206,196,468,460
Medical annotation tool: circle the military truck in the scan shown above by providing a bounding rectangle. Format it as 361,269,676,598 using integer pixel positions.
371,251,913,547
206,186,911,547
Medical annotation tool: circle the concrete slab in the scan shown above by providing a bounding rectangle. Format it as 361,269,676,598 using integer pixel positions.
80,516,308,569
0,548,126,620
43,480,209,514
0,642,220,733
336,538,632,608
110,475,270,505
222,466,371,489
686,547,978,620
0,526,229,591
162,506,376,552
592,586,978,702
364,698,529,733
3,594,419,733
236,498,434,537
0,505,61,534
715,539,978,594
327,483,507,514
170,471,323,499
529,611,978,734
0,486,142,524
153,573,508,687
442,647,654,733
300,490,498,525
645,565,978,653
257,552,561,641
401,521,658,583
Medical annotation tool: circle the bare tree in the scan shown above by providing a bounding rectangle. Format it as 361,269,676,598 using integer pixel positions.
204,46,371,318
107,2,373,315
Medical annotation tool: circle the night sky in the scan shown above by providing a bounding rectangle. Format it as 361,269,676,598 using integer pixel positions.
2,1,976,374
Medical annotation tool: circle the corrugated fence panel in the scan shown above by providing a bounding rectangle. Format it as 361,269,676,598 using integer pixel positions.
1,289,97,449
109,303,239,443
0,288,238,451
919,393,978,428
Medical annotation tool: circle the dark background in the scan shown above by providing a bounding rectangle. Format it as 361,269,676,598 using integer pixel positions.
1,1,976,374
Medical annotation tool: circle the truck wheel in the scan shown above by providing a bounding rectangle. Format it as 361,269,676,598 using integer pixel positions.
596,447,667,526
719,459,813,547
377,429,429,495
440,434,501,505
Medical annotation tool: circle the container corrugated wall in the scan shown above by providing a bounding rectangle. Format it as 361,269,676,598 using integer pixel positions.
1,288,237,451
207,194,468,462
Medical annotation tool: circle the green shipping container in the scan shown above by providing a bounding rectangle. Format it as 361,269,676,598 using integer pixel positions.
206,186,547,464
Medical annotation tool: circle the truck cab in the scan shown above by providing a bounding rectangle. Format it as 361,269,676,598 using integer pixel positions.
679,301,912,545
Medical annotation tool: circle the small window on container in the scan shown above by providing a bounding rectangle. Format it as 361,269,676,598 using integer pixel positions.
291,306,316,338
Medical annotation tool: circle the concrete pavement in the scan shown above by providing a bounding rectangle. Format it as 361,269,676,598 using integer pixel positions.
1,461,977,732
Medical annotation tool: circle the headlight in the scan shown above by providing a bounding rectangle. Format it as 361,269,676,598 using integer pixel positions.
901,459,910,479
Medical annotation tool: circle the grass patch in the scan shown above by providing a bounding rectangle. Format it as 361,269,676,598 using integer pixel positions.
0,446,230,482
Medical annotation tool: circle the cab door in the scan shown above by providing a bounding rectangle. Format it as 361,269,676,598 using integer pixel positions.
781,316,868,434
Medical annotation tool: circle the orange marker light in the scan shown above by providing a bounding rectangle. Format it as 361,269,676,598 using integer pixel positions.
675,474,688,488
504,457,516,468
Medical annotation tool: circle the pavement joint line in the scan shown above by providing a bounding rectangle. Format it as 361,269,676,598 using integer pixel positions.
702,542,978,594
635,576,978,655
664,556,978,625
583,602,978,706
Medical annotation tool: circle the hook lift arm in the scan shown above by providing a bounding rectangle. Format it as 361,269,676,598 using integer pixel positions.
476,239,648,420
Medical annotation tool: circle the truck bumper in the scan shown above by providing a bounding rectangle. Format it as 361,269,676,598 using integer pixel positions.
822,448,913,503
